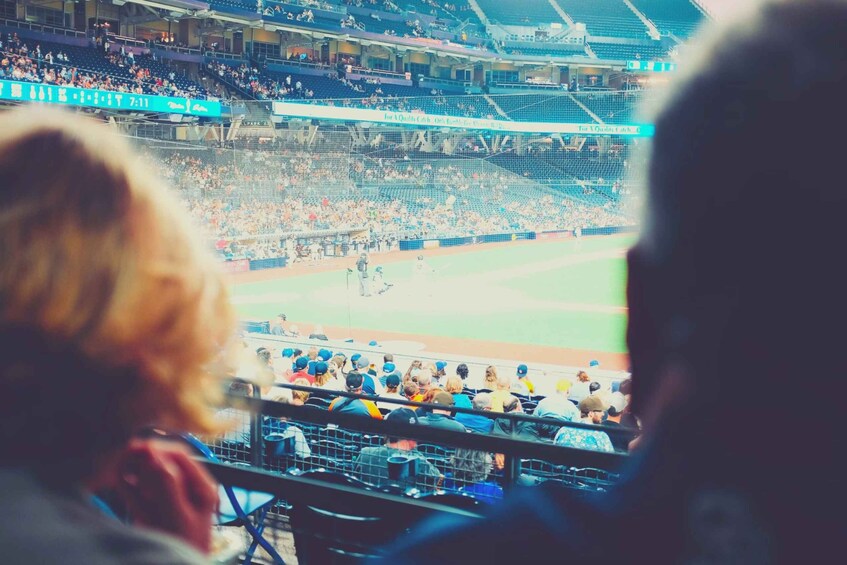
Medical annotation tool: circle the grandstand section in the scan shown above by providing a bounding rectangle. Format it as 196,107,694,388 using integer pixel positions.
555,0,650,38
474,0,565,26
630,0,705,38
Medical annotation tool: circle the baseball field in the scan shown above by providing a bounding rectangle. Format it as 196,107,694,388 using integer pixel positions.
228,234,636,370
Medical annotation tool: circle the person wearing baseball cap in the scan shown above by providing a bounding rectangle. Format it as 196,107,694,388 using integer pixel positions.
512,363,535,395
533,378,580,433
379,362,396,387
578,395,606,425
327,372,382,419
377,373,405,411
355,356,382,395
417,391,466,433
289,356,314,384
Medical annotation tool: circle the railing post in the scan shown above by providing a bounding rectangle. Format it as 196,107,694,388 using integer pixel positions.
250,387,264,468
502,453,520,491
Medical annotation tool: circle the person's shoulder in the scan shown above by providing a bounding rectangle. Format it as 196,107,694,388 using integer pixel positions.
0,471,208,565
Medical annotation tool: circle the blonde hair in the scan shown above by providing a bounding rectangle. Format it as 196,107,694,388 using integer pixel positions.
444,375,463,394
0,108,235,474
483,365,498,388
292,378,311,403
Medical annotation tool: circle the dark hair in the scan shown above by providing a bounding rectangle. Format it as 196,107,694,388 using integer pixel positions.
346,371,364,390
634,0,847,405
456,363,469,379
589,382,600,394
256,348,271,364
502,395,520,413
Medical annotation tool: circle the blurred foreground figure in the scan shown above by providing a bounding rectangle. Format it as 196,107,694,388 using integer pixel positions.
0,108,235,563
379,1,846,562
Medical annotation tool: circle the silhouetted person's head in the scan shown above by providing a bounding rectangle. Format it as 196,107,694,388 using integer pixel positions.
628,0,847,425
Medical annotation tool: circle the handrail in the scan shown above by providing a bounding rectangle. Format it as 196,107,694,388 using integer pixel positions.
264,382,638,440
0,17,86,39
203,460,485,518
228,394,630,470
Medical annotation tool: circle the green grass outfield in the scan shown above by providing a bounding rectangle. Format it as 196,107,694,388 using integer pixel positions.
230,235,636,354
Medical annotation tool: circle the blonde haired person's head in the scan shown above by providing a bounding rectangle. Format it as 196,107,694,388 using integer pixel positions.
0,108,235,480
483,365,498,388
444,375,463,394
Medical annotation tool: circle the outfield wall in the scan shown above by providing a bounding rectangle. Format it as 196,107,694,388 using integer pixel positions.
397,226,637,251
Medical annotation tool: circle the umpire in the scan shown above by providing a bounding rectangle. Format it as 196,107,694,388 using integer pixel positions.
356,252,371,297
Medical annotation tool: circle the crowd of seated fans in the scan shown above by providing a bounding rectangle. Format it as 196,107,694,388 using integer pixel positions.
0,33,207,99
207,60,316,99
213,339,635,503
153,147,633,261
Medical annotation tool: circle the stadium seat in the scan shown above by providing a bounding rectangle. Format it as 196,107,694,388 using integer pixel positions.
180,434,284,564
287,469,430,563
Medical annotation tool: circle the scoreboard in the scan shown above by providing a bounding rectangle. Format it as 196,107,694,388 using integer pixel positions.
0,79,221,117
626,60,677,73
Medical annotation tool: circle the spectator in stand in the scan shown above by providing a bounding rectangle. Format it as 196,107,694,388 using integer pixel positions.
417,391,467,433
404,381,422,403
618,378,639,429
481,365,498,391
290,378,311,406
354,409,442,490
416,372,435,396
289,356,313,384
491,395,536,440
578,395,606,425
448,449,503,504
264,394,312,459
444,375,471,409
404,359,424,382
312,361,332,387
379,362,397,387
604,392,630,452
489,374,513,412
0,108,231,562
355,356,383,395
569,370,591,402
456,363,469,383
377,374,405,411
328,372,383,419
512,363,535,394
456,392,494,434
534,378,580,422
552,418,614,453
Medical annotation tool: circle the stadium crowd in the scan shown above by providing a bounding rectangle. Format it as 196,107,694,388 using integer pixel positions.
0,33,207,99
253,338,636,459
154,148,632,260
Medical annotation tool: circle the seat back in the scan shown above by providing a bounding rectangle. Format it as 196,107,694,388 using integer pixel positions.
287,470,428,564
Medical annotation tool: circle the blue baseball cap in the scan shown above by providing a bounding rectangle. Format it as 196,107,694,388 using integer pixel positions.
318,348,332,361
351,353,362,364
294,357,309,370
436,361,447,371
282,348,294,358
517,364,528,377
368,340,378,346
383,362,396,373
314,361,328,376
589,360,600,368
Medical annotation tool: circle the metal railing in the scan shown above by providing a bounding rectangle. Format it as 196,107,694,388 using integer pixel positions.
211,386,633,499
0,17,86,39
